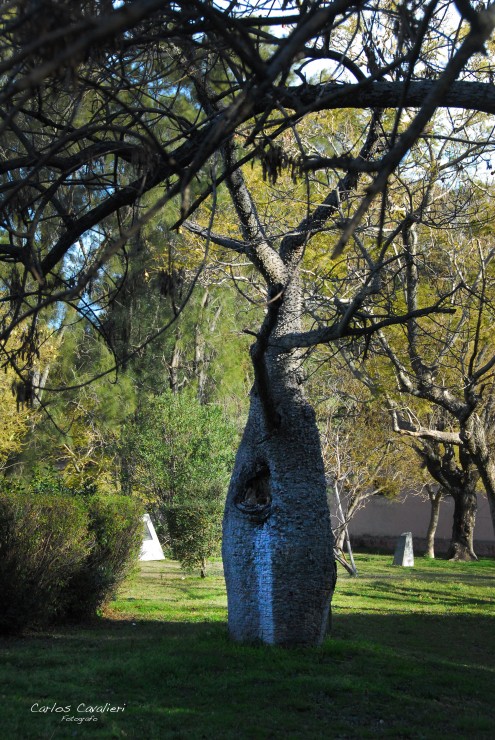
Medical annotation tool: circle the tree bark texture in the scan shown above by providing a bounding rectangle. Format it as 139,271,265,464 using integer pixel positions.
222,390,335,645
447,487,478,561
461,414,495,536
222,288,336,645
425,487,442,559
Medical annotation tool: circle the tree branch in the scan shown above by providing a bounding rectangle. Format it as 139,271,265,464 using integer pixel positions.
274,80,495,118
275,303,456,352
182,221,247,254
279,109,383,264
332,6,495,256
390,408,462,446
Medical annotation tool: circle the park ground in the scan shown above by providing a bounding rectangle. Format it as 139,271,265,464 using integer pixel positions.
0,554,494,739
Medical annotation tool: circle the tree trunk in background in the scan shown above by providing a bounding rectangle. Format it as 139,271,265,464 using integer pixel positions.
425,486,442,558
169,331,181,394
447,486,478,561
333,486,358,576
418,442,478,561
462,414,495,537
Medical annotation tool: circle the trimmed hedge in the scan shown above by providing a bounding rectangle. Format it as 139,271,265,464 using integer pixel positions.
0,482,144,634
0,490,90,634
62,495,143,620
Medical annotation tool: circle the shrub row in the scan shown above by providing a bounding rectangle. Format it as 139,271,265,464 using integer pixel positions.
0,486,143,634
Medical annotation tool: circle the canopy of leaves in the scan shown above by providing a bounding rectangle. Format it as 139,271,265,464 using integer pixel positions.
1,0,495,378
119,389,238,506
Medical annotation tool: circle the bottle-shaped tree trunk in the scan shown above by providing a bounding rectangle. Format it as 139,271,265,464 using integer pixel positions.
222,385,336,645
222,278,336,645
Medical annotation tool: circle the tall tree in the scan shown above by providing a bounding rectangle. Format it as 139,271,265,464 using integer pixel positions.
376,214,495,539
334,175,495,556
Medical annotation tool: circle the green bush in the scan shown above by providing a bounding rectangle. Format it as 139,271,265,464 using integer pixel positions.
62,494,144,620
0,469,144,632
0,488,90,634
120,390,236,507
165,498,223,577
119,390,236,575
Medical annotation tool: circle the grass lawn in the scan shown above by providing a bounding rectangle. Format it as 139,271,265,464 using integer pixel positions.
0,554,493,739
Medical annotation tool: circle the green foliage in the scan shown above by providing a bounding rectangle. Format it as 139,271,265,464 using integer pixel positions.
0,484,90,634
0,365,34,472
28,465,97,497
62,494,144,620
165,497,223,576
0,471,143,632
120,390,237,573
121,390,237,504
16,316,136,492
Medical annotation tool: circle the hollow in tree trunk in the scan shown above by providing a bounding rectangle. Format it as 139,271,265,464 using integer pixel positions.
223,395,335,644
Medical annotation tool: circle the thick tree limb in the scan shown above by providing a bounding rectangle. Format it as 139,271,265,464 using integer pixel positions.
182,221,247,254
274,80,495,118
274,304,456,352
221,147,287,286
390,408,462,446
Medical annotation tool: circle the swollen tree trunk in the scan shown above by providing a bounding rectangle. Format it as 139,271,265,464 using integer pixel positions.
223,386,335,645
222,280,336,645
210,115,357,644
447,487,478,561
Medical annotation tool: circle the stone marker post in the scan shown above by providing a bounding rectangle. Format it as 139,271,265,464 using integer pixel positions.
393,532,414,566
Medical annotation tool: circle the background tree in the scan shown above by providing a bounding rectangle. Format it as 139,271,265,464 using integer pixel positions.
101,228,254,408
374,210,495,541
0,367,35,473
119,390,238,575
313,369,409,549
334,215,487,559
12,313,135,490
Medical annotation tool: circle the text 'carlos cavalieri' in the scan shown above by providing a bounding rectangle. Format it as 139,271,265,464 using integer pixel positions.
31,702,126,723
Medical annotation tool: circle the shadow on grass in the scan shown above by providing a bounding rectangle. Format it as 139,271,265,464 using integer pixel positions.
356,580,495,609
0,611,494,739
